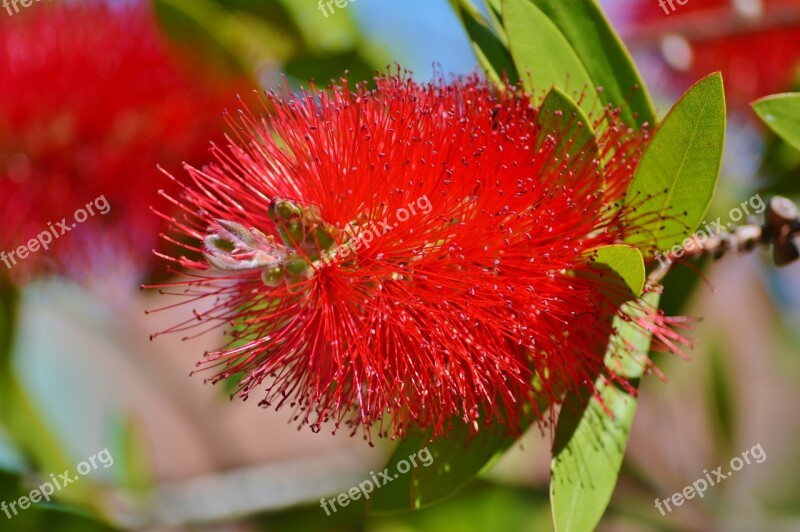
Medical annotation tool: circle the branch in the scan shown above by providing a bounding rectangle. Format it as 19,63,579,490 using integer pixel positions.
647,196,800,286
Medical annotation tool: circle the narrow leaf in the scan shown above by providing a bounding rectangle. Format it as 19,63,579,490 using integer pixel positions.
369,423,518,513
0,279,95,506
371,389,550,513
551,292,660,532
537,87,599,161
529,0,656,128
502,0,595,100
270,0,361,54
154,0,300,77
482,0,506,39
588,244,645,298
752,93,800,152
0,277,17,371
625,73,726,256
451,0,518,86
112,415,154,495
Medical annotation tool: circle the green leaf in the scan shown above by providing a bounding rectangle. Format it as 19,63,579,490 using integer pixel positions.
537,87,598,161
270,0,361,54
0,279,95,507
111,415,154,495
0,277,18,371
502,0,595,100
283,50,380,89
752,93,800,152
625,73,726,256
215,0,385,82
450,0,519,86
482,0,506,39
528,0,656,128
588,245,645,298
153,0,299,77
551,386,634,532
154,0,383,85
371,384,552,513
550,291,660,532
369,421,523,513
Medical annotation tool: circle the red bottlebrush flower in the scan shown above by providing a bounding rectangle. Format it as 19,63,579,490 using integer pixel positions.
151,71,686,441
0,2,248,285
625,0,800,107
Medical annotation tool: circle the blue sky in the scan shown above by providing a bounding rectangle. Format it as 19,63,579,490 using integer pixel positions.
352,0,480,80
349,0,628,81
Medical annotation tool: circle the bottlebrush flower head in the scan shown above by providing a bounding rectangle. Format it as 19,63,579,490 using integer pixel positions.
0,1,248,285
627,0,800,107
150,70,690,442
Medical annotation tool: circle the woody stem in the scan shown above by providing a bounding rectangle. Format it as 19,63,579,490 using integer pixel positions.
647,196,800,286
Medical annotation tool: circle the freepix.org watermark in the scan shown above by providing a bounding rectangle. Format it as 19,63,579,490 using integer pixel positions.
319,447,434,515
317,0,363,18
3,0,52,17
659,0,689,15
1,195,111,271
318,195,432,267
1,448,114,520
654,443,766,516
654,193,766,268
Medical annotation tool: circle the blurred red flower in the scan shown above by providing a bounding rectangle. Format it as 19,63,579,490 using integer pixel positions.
0,1,249,285
151,72,689,441
627,0,800,107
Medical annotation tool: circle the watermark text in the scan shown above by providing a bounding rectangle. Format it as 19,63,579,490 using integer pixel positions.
320,447,434,515
1,448,114,520
1,195,111,271
654,443,766,516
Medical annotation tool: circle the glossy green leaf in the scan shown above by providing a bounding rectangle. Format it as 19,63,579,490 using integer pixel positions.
625,73,726,256
502,0,595,100
588,245,645,298
537,87,598,161
483,0,506,39
551,291,660,532
528,0,656,128
451,0,518,86
752,93,800,152
371,390,550,512
369,424,517,513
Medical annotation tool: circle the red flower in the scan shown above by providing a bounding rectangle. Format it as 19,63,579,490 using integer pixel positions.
151,72,686,441
626,0,800,107
0,2,248,285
